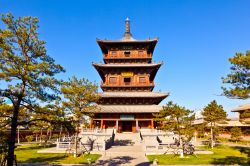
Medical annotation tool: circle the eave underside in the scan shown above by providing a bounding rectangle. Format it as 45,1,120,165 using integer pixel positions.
99,91,169,98
231,103,250,112
96,39,158,54
93,63,162,82
90,105,162,113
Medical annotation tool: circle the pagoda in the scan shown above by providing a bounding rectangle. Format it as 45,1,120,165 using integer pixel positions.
90,18,168,133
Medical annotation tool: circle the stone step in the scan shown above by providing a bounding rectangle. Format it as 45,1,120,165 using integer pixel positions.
103,152,146,158
114,133,141,141
107,145,144,151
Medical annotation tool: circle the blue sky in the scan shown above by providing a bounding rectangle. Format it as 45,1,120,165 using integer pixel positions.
1,0,250,117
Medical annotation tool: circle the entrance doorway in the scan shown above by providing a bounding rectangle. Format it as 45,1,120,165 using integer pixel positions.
121,121,132,132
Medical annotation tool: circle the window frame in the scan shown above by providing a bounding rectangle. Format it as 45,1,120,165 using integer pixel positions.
109,77,117,84
139,76,146,84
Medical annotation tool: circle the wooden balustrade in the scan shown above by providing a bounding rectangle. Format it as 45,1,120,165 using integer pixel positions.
100,81,154,87
104,51,151,59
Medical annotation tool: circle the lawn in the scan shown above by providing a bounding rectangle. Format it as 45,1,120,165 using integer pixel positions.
15,144,101,164
147,145,250,165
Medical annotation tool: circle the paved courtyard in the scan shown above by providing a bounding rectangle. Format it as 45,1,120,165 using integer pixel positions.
93,133,150,166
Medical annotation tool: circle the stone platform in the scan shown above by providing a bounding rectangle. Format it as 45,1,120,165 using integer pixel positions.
37,133,213,166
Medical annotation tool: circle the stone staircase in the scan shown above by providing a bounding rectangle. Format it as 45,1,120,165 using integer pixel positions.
94,132,149,165
103,132,145,156
114,132,142,146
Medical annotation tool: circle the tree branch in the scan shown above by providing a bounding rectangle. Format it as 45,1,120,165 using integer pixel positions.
17,118,53,126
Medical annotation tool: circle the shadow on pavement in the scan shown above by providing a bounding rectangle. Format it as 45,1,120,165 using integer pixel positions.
94,155,150,166
113,139,133,146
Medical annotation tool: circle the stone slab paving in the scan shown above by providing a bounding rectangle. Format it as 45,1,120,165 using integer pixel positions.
19,164,242,166
19,164,87,166
93,155,150,166
93,133,150,166
93,145,149,166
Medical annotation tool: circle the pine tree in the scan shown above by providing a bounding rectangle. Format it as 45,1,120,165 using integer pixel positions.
222,50,250,99
154,101,195,157
202,100,227,149
61,76,99,157
230,127,242,142
0,13,64,165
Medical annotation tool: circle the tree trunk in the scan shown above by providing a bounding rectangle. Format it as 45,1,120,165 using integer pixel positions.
7,107,19,166
59,125,62,140
17,127,20,144
49,129,52,141
74,132,78,158
179,138,184,158
40,128,43,143
46,128,49,141
210,123,213,149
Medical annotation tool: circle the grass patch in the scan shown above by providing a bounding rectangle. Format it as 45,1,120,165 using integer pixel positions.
147,145,250,165
217,137,250,146
15,144,101,164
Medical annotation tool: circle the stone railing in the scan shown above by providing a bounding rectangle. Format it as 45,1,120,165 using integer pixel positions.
56,129,115,152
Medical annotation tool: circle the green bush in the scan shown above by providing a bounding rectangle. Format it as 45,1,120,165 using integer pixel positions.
240,110,250,119
52,134,59,139
0,130,8,154
25,135,34,142
41,135,47,142
230,127,242,142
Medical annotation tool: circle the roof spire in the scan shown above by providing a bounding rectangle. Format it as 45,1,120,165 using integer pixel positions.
123,17,132,39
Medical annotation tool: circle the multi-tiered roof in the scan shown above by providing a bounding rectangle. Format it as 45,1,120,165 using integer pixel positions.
92,18,168,113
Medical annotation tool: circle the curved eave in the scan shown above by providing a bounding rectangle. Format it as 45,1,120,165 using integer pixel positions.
99,92,169,98
90,104,163,113
93,62,162,68
149,63,162,81
98,92,169,105
92,62,163,82
232,108,250,112
92,63,105,81
100,96,168,102
231,103,250,112
96,38,158,54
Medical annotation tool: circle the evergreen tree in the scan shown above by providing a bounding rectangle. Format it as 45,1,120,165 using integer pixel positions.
153,101,195,154
0,13,64,165
0,103,12,129
202,100,227,149
222,50,250,99
194,123,207,138
61,76,99,157
239,110,250,123
0,129,8,164
230,127,242,142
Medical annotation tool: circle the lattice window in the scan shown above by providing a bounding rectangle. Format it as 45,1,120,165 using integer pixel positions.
111,51,117,57
138,51,144,57
124,77,131,85
124,51,131,57
139,77,146,83
109,77,117,84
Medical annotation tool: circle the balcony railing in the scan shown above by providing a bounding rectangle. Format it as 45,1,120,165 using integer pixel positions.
104,51,151,59
101,81,155,87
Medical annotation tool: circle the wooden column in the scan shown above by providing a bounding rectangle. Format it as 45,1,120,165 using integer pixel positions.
116,120,119,130
89,119,93,129
101,120,103,129
151,119,154,129
136,119,139,132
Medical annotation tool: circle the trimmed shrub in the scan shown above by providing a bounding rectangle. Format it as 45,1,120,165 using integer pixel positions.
25,135,34,142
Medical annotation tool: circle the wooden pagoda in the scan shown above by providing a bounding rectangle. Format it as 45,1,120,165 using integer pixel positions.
90,18,168,132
